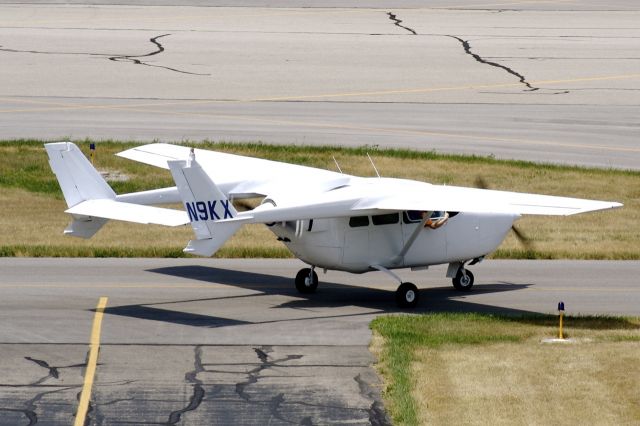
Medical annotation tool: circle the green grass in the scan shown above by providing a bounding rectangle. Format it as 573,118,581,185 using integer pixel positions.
4,139,638,198
0,244,292,258
1,139,638,258
370,314,523,425
370,314,640,425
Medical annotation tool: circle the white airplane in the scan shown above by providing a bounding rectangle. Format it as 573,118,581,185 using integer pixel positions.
45,142,622,308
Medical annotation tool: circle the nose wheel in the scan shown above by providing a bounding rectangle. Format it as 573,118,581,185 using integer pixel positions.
452,269,474,291
396,282,419,308
295,268,318,294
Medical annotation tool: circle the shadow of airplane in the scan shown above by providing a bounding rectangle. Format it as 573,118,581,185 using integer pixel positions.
101,265,539,328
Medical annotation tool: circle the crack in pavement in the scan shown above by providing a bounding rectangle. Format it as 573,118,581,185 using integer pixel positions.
3,345,389,424
0,45,107,57
0,356,87,425
25,357,60,384
386,12,417,35
354,374,391,426
383,12,562,96
234,346,304,424
235,346,274,402
0,34,209,76
268,392,288,424
93,397,135,426
0,407,38,425
108,34,209,76
165,345,206,425
300,416,314,426
24,386,77,426
446,35,540,92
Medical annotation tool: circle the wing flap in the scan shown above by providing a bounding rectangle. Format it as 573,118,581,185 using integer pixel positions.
66,199,189,226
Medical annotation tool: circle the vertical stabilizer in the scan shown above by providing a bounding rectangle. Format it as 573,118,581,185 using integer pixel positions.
45,142,116,207
168,152,246,256
45,142,115,238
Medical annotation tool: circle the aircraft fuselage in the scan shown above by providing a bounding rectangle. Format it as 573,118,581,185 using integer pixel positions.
269,211,517,273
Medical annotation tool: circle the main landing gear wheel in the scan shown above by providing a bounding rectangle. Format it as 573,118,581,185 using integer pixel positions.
395,282,419,309
452,269,474,291
295,268,318,294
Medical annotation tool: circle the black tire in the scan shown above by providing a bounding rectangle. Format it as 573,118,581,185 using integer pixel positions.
452,269,474,291
396,282,419,308
295,268,318,294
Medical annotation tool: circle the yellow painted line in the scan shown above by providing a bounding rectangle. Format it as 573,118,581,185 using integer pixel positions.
1,72,639,114
431,0,577,8
251,73,640,102
116,105,640,155
74,296,108,426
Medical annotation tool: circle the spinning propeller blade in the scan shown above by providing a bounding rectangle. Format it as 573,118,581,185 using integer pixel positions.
474,176,534,251
233,200,255,212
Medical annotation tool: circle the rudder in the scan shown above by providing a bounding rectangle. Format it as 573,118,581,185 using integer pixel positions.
168,151,248,256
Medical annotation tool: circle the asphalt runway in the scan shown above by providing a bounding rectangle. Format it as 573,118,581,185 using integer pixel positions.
1,1,639,169
0,258,638,425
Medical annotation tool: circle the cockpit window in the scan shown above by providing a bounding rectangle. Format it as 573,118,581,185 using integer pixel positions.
349,216,369,227
372,213,400,225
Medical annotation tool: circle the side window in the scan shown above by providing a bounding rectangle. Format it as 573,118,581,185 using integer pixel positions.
349,216,369,227
372,213,400,225
403,210,458,223
403,210,423,224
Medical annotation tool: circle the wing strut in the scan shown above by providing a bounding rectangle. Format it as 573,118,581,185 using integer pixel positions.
392,212,431,265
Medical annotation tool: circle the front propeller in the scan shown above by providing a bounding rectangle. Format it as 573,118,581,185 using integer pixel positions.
474,176,534,251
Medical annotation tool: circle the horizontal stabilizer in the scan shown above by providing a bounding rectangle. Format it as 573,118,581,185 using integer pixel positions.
66,199,189,226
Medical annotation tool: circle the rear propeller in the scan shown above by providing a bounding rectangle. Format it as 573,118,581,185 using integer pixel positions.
474,176,534,251
232,199,256,212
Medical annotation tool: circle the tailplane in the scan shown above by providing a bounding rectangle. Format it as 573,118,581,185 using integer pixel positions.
45,142,189,238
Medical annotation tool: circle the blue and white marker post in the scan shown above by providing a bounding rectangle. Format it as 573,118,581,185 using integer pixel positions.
558,301,565,339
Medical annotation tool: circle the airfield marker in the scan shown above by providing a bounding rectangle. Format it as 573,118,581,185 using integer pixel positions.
558,301,565,339
89,142,95,165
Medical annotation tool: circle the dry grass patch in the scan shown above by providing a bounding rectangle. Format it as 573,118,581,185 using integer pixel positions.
0,187,289,257
414,342,639,425
370,314,640,425
1,140,638,258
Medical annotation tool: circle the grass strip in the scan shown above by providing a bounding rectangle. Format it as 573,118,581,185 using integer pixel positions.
0,245,292,258
370,314,640,425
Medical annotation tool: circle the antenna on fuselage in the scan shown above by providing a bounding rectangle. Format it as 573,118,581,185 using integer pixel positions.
366,153,381,178
332,156,343,174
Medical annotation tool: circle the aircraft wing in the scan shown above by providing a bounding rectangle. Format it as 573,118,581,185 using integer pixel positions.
117,143,345,197
354,183,623,216
238,179,622,223
118,145,621,218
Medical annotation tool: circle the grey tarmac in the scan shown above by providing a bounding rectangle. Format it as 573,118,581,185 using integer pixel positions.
1,1,639,169
0,258,638,424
